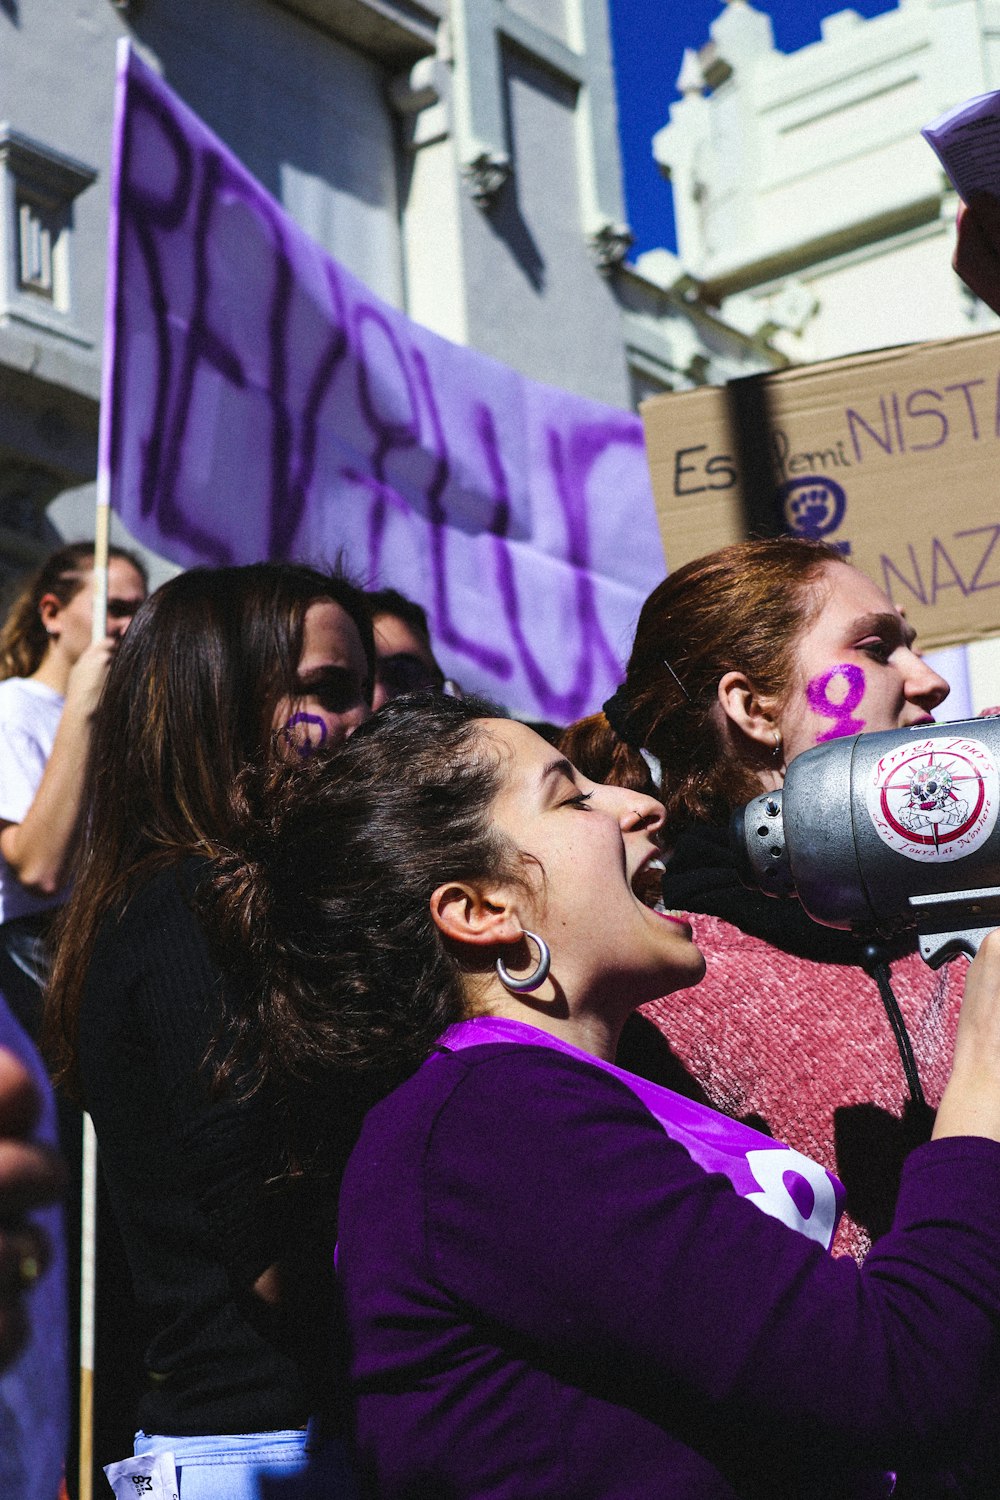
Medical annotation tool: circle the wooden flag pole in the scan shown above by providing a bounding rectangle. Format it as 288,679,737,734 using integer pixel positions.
91,499,111,646
79,496,110,1500
78,1115,98,1500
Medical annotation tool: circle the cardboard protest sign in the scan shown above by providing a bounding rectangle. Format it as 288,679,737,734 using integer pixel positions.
641,330,1000,650
98,42,666,722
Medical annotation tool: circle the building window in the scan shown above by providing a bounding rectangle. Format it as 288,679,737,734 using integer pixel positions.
17,194,56,298
0,126,95,341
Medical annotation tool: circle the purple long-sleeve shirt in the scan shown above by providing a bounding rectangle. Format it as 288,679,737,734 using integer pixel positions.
337,1039,1000,1499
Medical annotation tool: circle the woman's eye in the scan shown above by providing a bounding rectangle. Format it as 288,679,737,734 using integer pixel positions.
297,669,364,712
858,638,892,664
563,791,593,810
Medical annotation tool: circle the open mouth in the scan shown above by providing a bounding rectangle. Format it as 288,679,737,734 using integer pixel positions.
631,856,666,911
631,856,691,931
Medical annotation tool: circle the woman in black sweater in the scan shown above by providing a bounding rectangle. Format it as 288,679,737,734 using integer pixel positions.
45,563,373,1499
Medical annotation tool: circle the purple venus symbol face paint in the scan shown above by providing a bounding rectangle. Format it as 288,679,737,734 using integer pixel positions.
806,664,867,743
283,711,328,759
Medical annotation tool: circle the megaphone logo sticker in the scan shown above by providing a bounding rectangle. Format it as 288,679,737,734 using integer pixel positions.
866,736,999,862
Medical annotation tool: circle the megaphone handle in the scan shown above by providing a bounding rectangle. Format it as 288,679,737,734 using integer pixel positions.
918,925,995,967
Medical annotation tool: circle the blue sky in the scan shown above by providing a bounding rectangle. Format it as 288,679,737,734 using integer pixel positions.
609,0,899,257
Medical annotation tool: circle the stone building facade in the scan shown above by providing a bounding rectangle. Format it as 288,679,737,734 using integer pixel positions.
0,0,772,587
657,0,1000,363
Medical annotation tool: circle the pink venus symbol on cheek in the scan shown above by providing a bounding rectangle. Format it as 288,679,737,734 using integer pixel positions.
283,711,328,760
806,664,867,742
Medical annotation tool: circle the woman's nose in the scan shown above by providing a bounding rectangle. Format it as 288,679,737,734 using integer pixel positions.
906,652,950,712
619,791,665,837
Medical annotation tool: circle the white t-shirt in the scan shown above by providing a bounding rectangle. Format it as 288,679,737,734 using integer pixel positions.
0,678,66,925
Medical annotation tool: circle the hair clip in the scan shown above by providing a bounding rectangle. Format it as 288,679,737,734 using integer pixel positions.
662,659,691,702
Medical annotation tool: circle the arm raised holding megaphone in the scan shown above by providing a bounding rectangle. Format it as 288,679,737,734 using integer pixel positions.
560,539,967,1266
936,927,1000,1144
733,716,1000,1147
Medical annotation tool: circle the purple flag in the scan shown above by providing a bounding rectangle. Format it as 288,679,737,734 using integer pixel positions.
98,42,666,722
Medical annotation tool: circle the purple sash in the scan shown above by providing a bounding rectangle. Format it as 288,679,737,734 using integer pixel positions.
439,1017,845,1252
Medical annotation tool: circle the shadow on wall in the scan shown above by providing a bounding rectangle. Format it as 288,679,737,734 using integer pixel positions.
486,178,546,292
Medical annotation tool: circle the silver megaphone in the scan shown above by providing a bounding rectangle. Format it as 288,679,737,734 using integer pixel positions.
732,719,1000,967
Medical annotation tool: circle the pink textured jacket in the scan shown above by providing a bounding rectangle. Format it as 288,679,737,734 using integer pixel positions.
641,829,968,1263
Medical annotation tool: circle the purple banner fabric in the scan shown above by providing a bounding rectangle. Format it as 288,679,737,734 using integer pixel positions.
99,41,666,721
440,1017,845,1250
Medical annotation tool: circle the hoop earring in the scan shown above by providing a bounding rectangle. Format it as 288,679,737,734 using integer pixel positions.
495,930,551,994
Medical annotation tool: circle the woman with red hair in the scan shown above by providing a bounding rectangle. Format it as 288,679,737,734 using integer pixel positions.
561,538,955,1262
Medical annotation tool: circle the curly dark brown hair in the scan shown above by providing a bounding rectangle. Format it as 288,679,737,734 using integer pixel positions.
204,694,523,1096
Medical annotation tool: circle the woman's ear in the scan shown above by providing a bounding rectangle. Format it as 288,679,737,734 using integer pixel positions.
37,593,62,635
430,882,522,952
717,670,779,750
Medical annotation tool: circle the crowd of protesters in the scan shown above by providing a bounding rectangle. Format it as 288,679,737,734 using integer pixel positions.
1,200,1000,1500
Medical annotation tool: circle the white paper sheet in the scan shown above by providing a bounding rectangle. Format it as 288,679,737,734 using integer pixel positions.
923,89,1000,201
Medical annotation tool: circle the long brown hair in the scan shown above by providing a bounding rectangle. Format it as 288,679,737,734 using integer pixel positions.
45,562,374,1095
0,541,147,679
560,538,846,836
